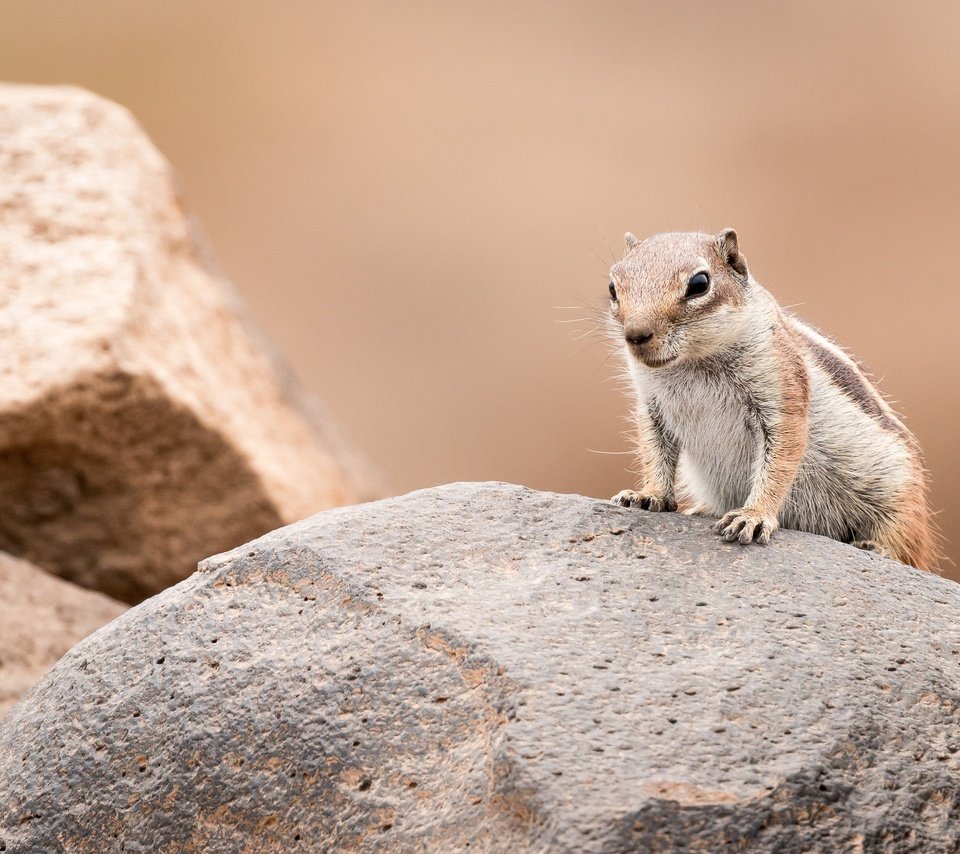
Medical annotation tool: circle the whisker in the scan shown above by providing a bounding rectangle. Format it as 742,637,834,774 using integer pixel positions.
572,327,603,341
588,250,612,269
598,225,618,265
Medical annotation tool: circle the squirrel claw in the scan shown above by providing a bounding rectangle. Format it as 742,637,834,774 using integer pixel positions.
611,490,677,513
714,508,779,545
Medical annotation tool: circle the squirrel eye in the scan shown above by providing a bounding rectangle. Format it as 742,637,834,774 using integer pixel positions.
608,281,618,301
684,271,711,299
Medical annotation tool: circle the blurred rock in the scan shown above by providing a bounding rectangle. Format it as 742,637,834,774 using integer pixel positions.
1,482,958,852
0,551,124,718
0,84,379,603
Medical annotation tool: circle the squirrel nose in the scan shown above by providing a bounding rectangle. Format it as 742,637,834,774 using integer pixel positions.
625,328,654,347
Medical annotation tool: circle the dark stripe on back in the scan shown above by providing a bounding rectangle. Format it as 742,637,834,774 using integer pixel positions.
797,326,908,438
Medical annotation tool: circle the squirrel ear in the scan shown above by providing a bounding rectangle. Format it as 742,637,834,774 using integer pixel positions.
717,228,748,278
624,232,640,250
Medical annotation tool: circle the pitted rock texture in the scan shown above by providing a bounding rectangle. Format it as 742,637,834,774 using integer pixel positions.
0,551,124,717
1,482,959,852
0,84,378,603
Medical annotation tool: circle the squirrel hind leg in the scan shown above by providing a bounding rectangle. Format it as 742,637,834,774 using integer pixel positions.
874,491,942,572
852,516,941,574
852,539,894,559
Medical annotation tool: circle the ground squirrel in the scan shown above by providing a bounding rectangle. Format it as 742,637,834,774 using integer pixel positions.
608,229,938,571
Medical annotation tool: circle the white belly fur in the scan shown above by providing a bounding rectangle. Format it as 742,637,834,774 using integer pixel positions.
653,374,756,514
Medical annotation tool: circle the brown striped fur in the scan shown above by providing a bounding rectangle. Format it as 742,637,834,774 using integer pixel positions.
609,230,940,572
787,318,913,441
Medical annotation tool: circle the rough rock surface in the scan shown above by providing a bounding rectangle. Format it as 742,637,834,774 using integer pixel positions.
0,551,124,718
1,482,959,852
0,84,378,603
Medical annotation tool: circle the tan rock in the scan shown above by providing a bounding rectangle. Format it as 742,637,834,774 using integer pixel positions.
0,551,124,717
0,84,379,602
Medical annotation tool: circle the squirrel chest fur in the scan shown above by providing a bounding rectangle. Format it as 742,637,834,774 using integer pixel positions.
608,229,937,571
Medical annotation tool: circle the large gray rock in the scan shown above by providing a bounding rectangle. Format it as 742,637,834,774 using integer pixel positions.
1,482,958,852
0,84,379,603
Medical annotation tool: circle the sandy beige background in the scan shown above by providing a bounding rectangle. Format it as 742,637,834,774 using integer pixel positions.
2,1,957,576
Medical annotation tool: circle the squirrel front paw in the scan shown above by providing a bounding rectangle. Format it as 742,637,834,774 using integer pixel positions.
714,508,779,545
611,489,677,513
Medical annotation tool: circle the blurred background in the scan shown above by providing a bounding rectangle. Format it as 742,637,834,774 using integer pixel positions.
2,1,957,576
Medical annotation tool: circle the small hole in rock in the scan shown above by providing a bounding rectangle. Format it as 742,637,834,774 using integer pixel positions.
352,739,360,747
381,824,393,831
156,657,165,665
358,778,372,791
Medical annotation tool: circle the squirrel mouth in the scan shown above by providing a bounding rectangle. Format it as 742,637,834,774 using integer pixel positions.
640,354,678,368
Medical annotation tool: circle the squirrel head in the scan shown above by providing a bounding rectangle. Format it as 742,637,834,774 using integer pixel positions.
608,229,752,368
